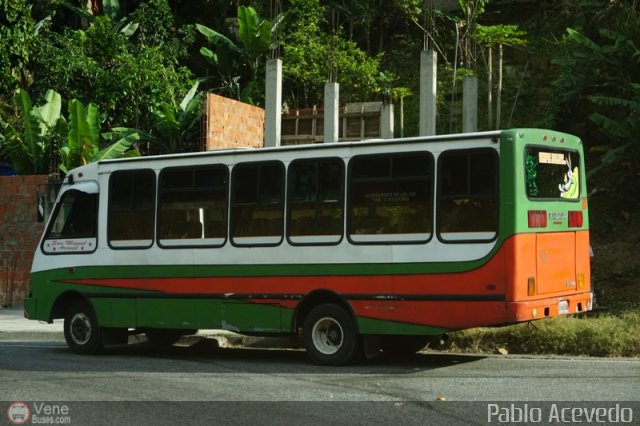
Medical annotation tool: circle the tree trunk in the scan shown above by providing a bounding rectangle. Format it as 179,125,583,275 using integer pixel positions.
487,47,493,129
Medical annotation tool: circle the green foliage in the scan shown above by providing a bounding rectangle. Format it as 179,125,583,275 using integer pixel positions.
476,24,527,48
31,13,193,134
128,0,185,57
281,0,382,107
549,23,640,177
2,89,65,174
0,0,38,94
237,6,272,57
59,99,140,174
196,5,273,102
447,310,640,357
1,88,139,175
134,81,205,154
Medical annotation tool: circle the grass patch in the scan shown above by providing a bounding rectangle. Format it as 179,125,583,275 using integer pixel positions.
444,310,640,358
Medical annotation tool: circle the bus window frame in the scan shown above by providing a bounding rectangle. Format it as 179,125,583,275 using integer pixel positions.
230,160,285,248
41,185,99,255
346,151,435,246
107,169,157,250
157,164,229,249
286,157,345,247
523,144,582,203
436,147,500,244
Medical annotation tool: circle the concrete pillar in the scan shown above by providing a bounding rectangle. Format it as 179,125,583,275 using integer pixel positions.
381,103,394,139
463,75,478,133
264,58,282,147
419,50,437,136
324,82,339,143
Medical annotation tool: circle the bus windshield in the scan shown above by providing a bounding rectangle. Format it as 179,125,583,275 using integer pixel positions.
525,147,580,200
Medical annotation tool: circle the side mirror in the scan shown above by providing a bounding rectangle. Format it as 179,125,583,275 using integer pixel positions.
37,192,45,223
36,183,61,224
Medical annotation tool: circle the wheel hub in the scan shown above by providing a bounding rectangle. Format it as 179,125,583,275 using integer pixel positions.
70,313,92,345
312,317,344,355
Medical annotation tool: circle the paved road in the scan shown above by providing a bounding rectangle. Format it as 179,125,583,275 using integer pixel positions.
1,338,638,425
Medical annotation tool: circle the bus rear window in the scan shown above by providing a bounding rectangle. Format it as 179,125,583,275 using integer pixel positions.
525,148,580,200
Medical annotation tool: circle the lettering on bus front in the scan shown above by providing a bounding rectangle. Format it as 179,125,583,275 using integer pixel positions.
42,189,98,254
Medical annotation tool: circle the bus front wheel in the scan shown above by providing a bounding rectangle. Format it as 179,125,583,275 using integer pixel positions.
303,304,358,366
64,300,103,355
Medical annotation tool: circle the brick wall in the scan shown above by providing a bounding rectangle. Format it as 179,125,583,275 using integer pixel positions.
205,93,265,150
0,175,49,307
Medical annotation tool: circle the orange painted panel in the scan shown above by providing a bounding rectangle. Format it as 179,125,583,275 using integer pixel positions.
536,232,576,295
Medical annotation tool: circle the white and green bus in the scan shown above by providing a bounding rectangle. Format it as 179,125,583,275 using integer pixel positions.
24,128,593,365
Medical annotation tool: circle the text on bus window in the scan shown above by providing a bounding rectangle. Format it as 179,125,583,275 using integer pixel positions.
438,149,498,242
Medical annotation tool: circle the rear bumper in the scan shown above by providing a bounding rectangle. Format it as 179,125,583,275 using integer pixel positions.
506,292,593,322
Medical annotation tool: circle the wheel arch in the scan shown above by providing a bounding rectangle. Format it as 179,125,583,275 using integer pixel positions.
292,289,358,335
50,290,92,322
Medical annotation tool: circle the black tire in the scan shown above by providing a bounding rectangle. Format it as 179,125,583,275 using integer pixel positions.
380,335,430,357
64,300,103,355
303,304,358,366
145,329,196,348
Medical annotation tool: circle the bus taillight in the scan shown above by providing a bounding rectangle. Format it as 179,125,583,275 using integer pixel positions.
528,277,536,296
528,210,547,228
568,211,583,227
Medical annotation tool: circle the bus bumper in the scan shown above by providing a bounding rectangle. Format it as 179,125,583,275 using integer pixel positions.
23,297,36,320
506,292,593,322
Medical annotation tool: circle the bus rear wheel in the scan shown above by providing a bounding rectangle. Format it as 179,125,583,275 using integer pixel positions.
64,300,103,355
303,304,358,366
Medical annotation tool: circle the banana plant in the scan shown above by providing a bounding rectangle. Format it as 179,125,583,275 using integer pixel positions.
60,0,139,36
2,89,66,174
196,5,277,101
59,99,140,174
130,81,204,154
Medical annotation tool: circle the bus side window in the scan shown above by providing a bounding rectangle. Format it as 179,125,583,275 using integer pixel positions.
157,165,228,247
348,153,433,244
437,149,498,242
287,158,344,244
231,162,284,246
108,170,155,248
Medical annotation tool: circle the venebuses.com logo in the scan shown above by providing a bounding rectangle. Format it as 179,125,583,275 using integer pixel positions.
6,401,71,425
7,402,30,425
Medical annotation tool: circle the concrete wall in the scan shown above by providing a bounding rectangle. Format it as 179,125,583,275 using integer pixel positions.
0,175,48,307
205,93,265,150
